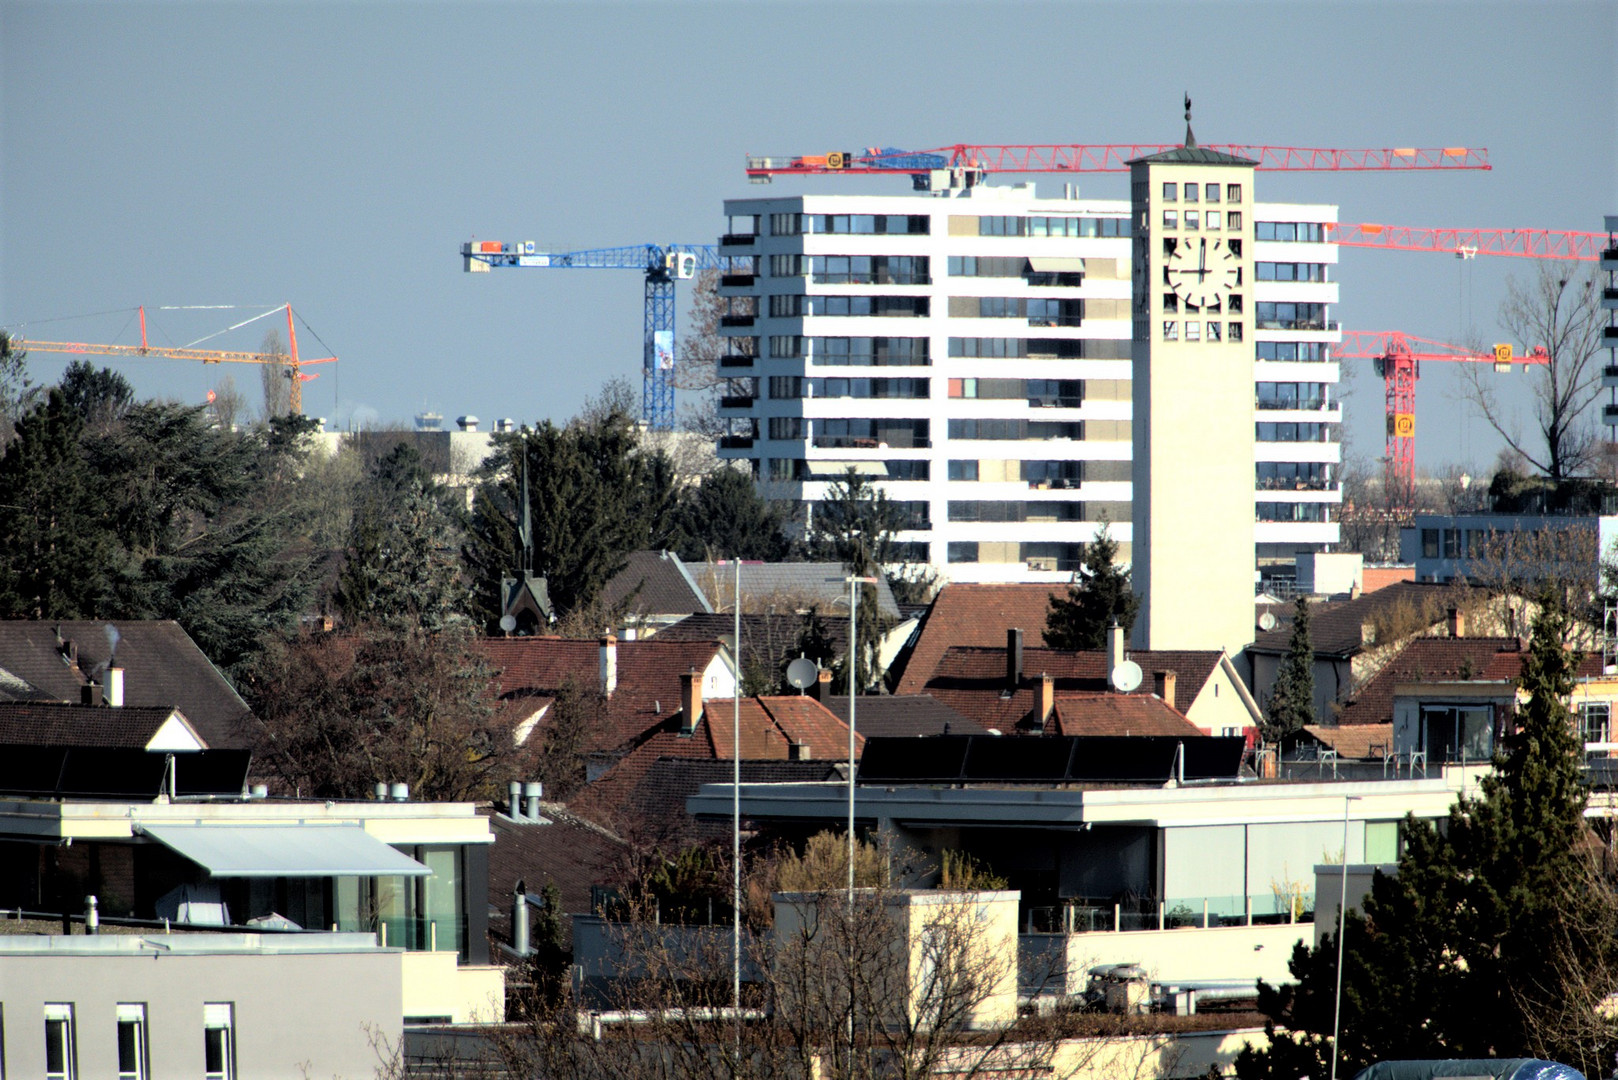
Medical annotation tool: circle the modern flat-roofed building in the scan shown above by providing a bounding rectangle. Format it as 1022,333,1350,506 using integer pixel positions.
714,178,1340,587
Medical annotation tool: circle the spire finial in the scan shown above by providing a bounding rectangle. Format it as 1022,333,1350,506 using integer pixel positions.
1183,93,1197,149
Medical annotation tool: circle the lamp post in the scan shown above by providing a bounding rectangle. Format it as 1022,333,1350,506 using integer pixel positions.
1331,793,1362,1080
844,574,879,900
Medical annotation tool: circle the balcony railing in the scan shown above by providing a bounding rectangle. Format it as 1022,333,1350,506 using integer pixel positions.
719,395,755,410
812,436,929,449
1257,477,1338,492
1028,316,1083,328
1603,364,1618,380
1256,398,1329,411
1256,318,1337,332
1023,893,1315,934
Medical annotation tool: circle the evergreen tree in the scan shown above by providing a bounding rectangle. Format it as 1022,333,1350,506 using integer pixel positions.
0,390,117,618
0,330,37,438
57,361,133,428
1236,591,1618,1079
1042,518,1140,651
667,466,789,562
1263,596,1316,743
803,470,898,693
334,444,470,632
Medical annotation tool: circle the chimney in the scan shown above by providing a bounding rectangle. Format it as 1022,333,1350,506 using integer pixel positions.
1447,607,1465,638
81,682,103,707
1108,620,1125,674
522,781,543,820
680,669,702,734
508,780,524,820
600,635,618,697
791,742,811,761
1036,674,1055,731
1153,670,1177,706
107,666,124,708
456,414,480,432
812,667,832,703
1007,628,1024,689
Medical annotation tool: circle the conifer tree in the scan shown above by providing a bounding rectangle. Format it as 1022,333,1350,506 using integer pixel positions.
1263,597,1316,743
1236,591,1618,1079
1042,518,1139,651
804,470,898,693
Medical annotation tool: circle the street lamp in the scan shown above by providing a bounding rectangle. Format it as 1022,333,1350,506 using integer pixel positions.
1331,793,1362,1080
842,574,879,899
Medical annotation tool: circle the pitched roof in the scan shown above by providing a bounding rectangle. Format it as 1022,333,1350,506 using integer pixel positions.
485,803,629,930
0,621,255,749
1300,724,1394,760
818,694,987,738
658,613,850,678
599,551,711,618
1248,582,1483,658
892,584,1068,695
1050,694,1205,738
922,644,1223,728
1127,143,1258,167
695,562,901,619
478,637,727,753
0,702,202,750
1334,637,1542,726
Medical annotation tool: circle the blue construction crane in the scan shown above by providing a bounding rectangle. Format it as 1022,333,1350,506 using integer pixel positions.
461,241,726,431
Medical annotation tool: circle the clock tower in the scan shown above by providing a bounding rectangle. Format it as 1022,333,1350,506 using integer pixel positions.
1127,124,1258,656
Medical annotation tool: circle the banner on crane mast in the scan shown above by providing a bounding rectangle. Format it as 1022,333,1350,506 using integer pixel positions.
1391,414,1415,439
653,330,675,370
1493,343,1513,371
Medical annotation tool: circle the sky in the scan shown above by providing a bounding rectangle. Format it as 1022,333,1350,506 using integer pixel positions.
2,0,1614,477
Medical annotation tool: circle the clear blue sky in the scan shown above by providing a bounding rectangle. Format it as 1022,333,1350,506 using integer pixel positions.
2,0,1614,477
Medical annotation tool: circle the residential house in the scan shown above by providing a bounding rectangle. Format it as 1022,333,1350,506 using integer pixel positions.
599,550,713,635
892,583,1067,695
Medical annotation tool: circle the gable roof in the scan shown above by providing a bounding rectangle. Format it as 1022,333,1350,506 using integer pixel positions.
658,612,850,679
1050,694,1205,738
695,562,901,620
1248,582,1481,658
0,702,205,751
0,621,255,749
818,694,987,738
893,584,1068,695
478,637,728,753
486,803,629,928
1333,636,1548,726
923,644,1224,729
600,551,712,618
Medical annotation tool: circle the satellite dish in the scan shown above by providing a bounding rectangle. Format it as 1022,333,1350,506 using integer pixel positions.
1110,660,1143,693
498,614,518,633
1259,611,1278,632
786,657,820,691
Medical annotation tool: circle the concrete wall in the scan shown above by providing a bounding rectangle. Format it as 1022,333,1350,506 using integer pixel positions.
0,936,400,1080
400,950,505,1024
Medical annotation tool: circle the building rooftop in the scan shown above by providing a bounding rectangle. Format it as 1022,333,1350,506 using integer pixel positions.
892,584,1067,695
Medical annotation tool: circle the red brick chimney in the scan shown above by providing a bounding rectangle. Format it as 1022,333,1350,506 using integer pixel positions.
600,635,618,697
1447,607,1465,638
1153,670,1177,706
811,667,832,703
1035,674,1055,731
679,669,702,734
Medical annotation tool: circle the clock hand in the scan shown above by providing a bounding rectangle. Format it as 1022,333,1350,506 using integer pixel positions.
1198,238,1207,279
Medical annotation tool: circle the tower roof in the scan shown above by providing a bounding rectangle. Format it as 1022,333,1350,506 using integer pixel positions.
1127,145,1258,168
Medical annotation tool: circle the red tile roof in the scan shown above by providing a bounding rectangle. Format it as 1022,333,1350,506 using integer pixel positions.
922,644,1223,729
1050,693,1205,738
892,584,1067,695
478,637,726,753
1301,724,1394,760
485,803,629,935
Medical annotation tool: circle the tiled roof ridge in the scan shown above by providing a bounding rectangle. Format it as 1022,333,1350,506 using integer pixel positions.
533,800,625,844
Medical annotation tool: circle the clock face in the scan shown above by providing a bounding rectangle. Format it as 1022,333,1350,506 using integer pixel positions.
1166,236,1238,308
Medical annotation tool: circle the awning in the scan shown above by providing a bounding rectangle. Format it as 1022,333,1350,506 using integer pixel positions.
139,824,431,878
1028,256,1086,273
804,460,888,478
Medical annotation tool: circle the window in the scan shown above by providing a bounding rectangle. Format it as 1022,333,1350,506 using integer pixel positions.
1257,461,1333,490
1228,321,1243,342
116,1005,147,1080
1205,183,1220,203
1255,302,1328,331
1257,422,1332,443
203,1004,235,1080
1205,210,1222,230
885,460,930,481
949,338,1098,359
1184,211,1199,230
769,213,802,236
1256,262,1329,282
766,458,795,481
808,337,929,367
1255,221,1327,242
947,542,979,563
948,460,979,481
1419,705,1493,764
1162,182,1177,202
811,255,929,285
1422,528,1440,559
808,214,929,235
1226,211,1243,230
1226,183,1242,202
1256,341,1331,362
1183,183,1198,203
1162,210,1177,229
1580,702,1611,748
1184,320,1200,342
767,417,805,440
1162,320,1177,341
1206,321,1221,342
44,1004,75,1080
769,254,804,277
1256,502,1332,523
1365,821,1399,863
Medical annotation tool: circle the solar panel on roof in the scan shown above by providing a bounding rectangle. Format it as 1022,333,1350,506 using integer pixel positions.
858,735,970,782
962,736,1073,780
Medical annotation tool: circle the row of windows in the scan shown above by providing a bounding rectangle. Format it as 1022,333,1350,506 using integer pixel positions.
767,417,932,448
948,500,1087,522
768,254,931,284
947,541,1088,570
949,377,1082,406
1257,461,1335,490
955,296,1084,325
1256,341,1332,362
1163,182,1242,204
1256,261,1330,282
769,336,930,366
1256,382,1330,410
1163,321,1244,343
947,418,1084,441
767,376,930,399
1257,502,1333,522
976,215,1132,238
948,459,1088,483
1163,293,1242,314
1162,209,1243,232
765,459,933,482
1257,422,1334,442
32,1001,236,1080
768,294,930,318
769,213,931,236
1255,302,1329,331
1255,221,1330,243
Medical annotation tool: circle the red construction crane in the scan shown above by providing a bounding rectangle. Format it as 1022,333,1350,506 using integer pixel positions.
1331,331,1549,508
1328,223,1606,261
14,304,336,414
744,143,1489,181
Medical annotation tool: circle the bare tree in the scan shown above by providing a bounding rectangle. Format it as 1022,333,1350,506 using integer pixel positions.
676,268,735,440
207,374,247,431
1461,262,1606,482
258,329,293,419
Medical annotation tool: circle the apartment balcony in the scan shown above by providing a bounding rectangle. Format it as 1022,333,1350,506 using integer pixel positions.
1256,478,1340,493
1604,404,1618,427
1601,246,1618,270
719,395,756,410
720,273,757,288
720,233,757,247
721,315,756,328
1256,398,1330,412
1604,326,1618,344
719,435,755,450
1602,364,1618,387
812,436,930,450
1256,318,1339,332
719,354,756,369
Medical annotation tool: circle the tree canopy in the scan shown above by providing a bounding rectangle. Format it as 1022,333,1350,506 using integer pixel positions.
666,466,789,562
1236,592,1618,1079
1262,596,1315,744
1042,518,1139,651
804,470,899,692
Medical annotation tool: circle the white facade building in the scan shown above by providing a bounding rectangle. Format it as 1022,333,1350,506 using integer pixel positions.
714,181,1340,585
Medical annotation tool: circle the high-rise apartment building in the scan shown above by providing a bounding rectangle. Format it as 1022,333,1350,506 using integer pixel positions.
713,176,1340,587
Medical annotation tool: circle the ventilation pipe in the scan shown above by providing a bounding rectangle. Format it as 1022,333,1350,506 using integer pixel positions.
85,895,99,935
600,635,618,697
1006,628,1024,689
522,781,543,820
508,780,524,819
1108,620,1125,674
107,665,124,707
390,782,409,802
512,881,531,956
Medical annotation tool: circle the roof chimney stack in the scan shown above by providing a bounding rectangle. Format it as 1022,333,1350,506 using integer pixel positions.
1108,620,1125,674
107,666,124,708
81,682,103,707
812,667,832,703
1007,628,1024,689
1447,606,1465,639
600,635,618,697
680,669,702,735
1035,674,1055,731
1153,670,1177,707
